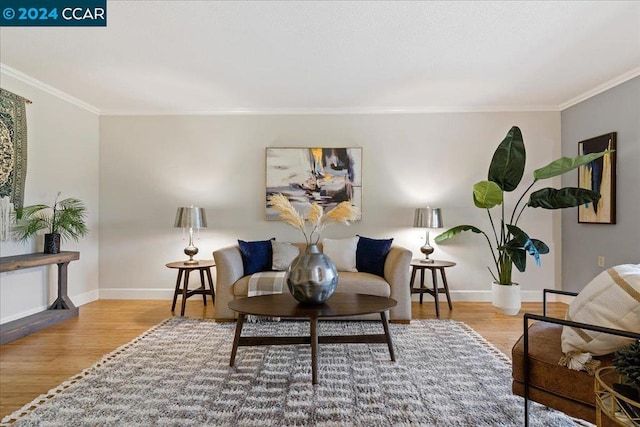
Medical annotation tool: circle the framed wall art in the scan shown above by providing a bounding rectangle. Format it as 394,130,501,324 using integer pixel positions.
0,88,29,212
265,147,362,220
578,132,616,224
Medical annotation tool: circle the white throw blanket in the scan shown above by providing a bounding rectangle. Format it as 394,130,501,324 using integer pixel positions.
246,271,286,322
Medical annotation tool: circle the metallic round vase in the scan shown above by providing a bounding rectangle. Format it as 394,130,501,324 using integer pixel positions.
286,244,338,305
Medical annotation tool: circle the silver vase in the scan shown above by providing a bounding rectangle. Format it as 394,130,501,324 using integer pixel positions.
286,244,338,305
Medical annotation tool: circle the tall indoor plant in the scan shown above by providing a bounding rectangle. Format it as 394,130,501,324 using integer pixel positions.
13,192,89,254
435,126,609,314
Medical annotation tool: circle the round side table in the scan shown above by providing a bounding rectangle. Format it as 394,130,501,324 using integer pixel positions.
410,259,456,317
166,260,215,316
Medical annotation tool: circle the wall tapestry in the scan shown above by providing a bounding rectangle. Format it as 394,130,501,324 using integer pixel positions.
266,147,362,220
0,88,29,241
578,132,616,224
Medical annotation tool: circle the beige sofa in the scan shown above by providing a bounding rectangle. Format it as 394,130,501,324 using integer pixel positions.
213,242,412,323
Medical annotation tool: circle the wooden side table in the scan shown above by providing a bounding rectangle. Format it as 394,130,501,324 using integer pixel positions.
166,260,215,316
410,259,456,317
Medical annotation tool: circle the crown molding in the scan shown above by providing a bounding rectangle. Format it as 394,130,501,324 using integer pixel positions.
0,64,101,115
100,104,560,116
559,66,640,111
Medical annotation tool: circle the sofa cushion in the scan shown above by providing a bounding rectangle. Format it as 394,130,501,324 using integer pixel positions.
238,238,274,276
322,237,358,272
271,241,299,271
512,321,615,408
561,264,640,370
233,271,390,297
356,236,393,277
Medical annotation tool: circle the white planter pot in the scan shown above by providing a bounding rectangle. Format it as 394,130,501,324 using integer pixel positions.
491,282,521,316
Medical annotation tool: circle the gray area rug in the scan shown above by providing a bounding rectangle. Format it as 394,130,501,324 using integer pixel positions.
2,318,580,426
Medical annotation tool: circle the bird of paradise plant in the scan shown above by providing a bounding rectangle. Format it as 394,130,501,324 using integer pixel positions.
435,126,610,285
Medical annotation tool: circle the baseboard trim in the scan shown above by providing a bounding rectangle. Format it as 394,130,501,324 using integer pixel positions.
411,290,556,303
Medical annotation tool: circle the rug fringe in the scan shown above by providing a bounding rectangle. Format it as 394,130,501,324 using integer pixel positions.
0,317,175,426
455,320,513,365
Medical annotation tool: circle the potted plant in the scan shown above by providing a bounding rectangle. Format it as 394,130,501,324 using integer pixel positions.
13,192,89,254
612,340,640,419
435,126,609,314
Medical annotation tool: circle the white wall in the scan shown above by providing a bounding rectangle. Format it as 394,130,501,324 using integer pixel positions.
99,112,561,302
0,72,100,324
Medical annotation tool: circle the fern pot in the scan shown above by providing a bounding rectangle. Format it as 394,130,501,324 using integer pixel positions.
491,282,521,315
286,244,338,305
44,233,61,254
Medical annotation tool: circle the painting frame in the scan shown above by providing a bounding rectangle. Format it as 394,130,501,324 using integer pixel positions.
577,132,616,224
265,147,362,221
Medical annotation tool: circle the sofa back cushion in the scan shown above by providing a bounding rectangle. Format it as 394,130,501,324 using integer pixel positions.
271,241,300,271
322,237,359,272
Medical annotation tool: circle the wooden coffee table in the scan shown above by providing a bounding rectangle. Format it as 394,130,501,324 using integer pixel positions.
228,293,397,384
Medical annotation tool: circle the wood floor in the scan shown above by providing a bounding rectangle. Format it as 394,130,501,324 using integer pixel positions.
0,298,568,419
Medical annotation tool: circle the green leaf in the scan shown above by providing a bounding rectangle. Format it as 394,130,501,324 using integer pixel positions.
434,225,484,243
473,181,503,208
488,126,525,192
503,246,527,272
533,150,612,180
528,187,601,209
531,239,550,254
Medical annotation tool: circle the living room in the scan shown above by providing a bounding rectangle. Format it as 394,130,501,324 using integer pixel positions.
0,1,639,425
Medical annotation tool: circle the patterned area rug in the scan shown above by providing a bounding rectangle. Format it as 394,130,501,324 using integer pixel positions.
2,319,581,426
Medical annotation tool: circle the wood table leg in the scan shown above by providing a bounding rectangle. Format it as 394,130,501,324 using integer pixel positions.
171,269,184,312
441,267,453,310
180,270,190,316
431,268,440,317
205,267,215,303
419,268,425,304
229,313,245,366
199,268,207,306
380,311,395,361
310,317,318,385
410,267,417,294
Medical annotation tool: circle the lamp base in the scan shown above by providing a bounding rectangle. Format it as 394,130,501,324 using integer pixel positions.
420,258,435,264
184,245,199,265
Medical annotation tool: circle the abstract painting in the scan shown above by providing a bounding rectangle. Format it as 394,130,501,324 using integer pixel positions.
578,132,616,224
266,148,362,220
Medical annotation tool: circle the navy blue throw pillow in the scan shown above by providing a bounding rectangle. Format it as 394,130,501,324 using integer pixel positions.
238,238,274,276
356,236,393,277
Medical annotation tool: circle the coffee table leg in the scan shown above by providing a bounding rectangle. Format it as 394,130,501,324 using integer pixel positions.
199,269,207,306
310,317,318,385
229,313,245,366
380,311,396,361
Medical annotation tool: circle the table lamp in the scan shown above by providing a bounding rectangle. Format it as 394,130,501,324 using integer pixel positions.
174,206,207,265
413,207,443,263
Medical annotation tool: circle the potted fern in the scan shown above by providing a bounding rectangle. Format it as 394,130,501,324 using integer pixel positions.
435,126,609,314
13,192,89,254
612,340,640,419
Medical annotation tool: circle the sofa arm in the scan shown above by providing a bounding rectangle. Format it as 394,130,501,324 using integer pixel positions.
213,246,245,321
383,246,412,322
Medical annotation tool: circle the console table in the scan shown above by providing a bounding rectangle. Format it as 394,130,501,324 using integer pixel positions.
0,251,80,344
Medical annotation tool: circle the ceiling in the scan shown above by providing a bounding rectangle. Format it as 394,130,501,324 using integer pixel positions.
1,1,639,115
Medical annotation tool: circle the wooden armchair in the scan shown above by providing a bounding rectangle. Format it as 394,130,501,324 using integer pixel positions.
512,289,640,426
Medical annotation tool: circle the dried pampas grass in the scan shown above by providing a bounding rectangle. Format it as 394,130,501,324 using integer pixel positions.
267,194,359,244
